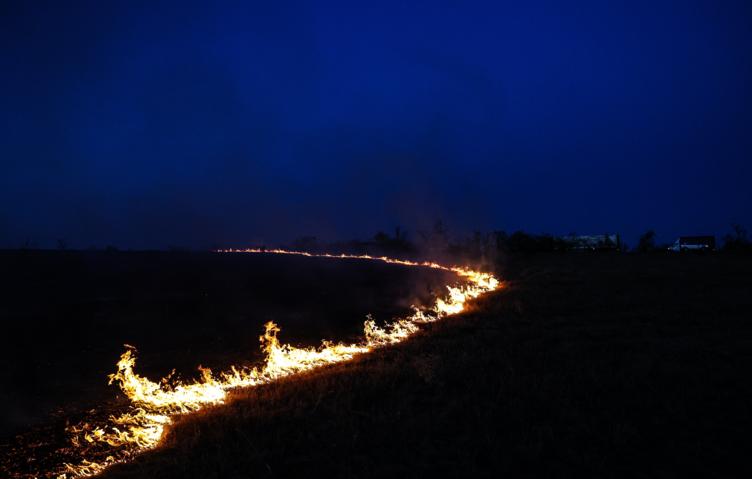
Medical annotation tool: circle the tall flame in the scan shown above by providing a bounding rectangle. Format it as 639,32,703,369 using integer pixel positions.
52,249,501,478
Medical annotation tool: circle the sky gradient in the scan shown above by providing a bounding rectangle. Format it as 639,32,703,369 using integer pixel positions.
2,0,750,249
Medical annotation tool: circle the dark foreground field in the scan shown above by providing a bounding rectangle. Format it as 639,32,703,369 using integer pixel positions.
3,252,751,478
0,250,454,442
87,253,751,478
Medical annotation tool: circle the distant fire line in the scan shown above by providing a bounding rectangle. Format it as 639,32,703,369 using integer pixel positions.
49,249,501,478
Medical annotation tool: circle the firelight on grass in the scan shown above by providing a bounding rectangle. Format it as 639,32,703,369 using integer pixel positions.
58,249,501,478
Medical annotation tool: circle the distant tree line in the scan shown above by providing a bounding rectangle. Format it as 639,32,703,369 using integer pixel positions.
287,223,607,270
11,223,752,256
286,222,752,269
722,224,751,253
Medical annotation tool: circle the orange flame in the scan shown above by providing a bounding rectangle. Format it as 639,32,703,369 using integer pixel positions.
54,249,501,478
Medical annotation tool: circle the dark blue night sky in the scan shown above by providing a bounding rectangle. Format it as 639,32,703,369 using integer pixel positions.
2,1,750,249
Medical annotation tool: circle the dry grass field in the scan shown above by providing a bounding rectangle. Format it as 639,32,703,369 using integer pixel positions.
84,252,752,478
5,253,752,479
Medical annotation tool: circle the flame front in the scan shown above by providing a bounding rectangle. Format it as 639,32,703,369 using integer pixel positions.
53,250,501,478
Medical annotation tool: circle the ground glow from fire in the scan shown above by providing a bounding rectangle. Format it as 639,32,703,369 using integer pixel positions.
53,250,501,478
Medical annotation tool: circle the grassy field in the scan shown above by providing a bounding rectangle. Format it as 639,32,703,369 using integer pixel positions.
84,252,752,478
0,251,453,443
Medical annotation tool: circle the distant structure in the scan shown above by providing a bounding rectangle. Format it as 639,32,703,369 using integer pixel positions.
667,236,716,252
561,234,621,252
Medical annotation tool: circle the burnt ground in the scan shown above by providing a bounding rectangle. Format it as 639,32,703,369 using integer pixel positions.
94,252,751,479
0,251,454,442
3,252,752,478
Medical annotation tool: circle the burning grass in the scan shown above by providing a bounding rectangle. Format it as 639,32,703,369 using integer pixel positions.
97,253,751,478
2,250,499,478
3,252,750,478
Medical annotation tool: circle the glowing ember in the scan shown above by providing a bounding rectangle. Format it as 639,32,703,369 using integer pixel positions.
45,249,501,478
